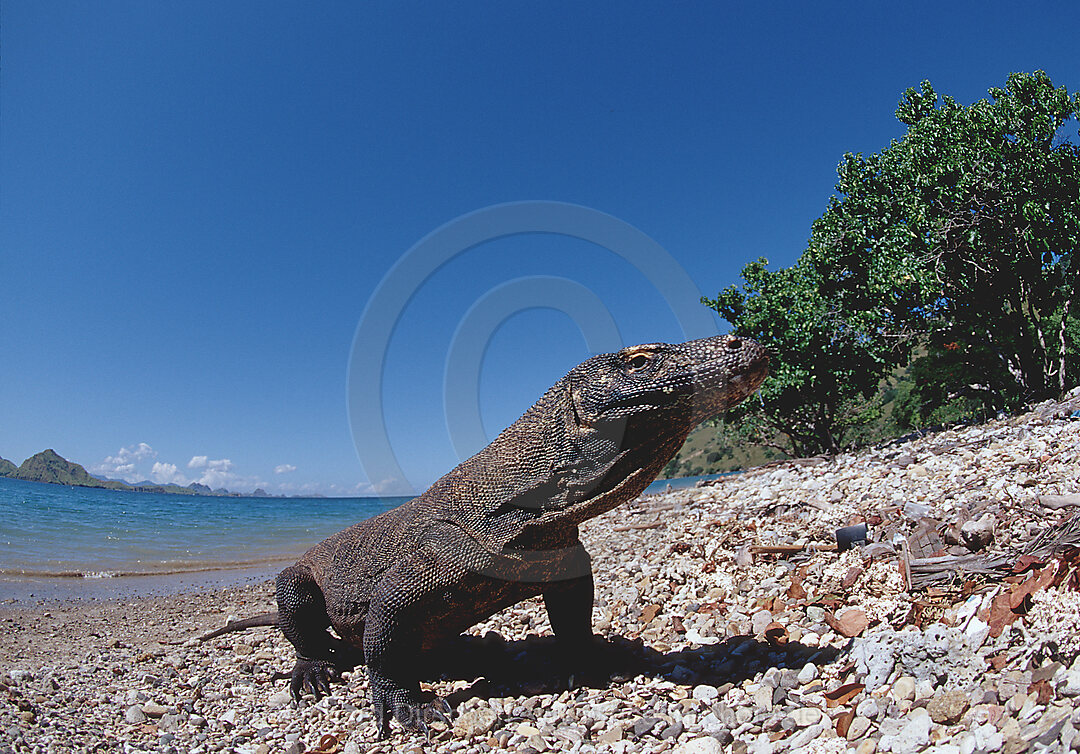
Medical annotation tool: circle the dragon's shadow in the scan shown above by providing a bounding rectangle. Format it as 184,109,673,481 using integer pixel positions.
420,632,842,705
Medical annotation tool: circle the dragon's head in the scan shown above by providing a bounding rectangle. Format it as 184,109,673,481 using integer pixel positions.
508,333,773,522
468,333,769,528
568,333,769,436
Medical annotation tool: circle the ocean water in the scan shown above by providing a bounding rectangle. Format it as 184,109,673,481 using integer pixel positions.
643,472,728,492
0,473,716,602
0,477,407,602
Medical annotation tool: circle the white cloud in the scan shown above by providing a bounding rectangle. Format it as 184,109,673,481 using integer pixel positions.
91,443,158,482
196,468,230,488
103,443,156,465
194,462,237,490
368,477,416,495
189,455,232,476
91,445,314,495
151,461,189,485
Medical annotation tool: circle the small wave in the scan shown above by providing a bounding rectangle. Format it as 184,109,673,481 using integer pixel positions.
0,555,295,580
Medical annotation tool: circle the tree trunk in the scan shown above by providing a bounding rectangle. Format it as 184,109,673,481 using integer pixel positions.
1058,297,1073,395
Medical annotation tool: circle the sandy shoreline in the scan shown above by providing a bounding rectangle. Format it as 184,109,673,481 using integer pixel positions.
3,391,1080,753
0,579,276,670
0,565,285,607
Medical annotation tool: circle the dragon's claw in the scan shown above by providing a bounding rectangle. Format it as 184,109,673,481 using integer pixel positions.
288,658,341,703
373,690,454,739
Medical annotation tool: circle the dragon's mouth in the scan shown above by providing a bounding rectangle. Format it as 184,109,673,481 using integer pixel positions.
685,349,769,420
735,354,770,392
602,386,686,416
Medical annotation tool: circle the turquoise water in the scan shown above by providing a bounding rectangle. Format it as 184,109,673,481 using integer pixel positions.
0,473,714,601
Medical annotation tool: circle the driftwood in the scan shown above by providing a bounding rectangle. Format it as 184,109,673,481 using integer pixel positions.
1022,511,1080,558
750,543,838,555
905,553,1012,589
612,521,663,532
641,501,682,513
902,512,1080,589
1037,494,1080,510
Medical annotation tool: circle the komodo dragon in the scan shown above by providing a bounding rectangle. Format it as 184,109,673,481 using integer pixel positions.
201,334,769,737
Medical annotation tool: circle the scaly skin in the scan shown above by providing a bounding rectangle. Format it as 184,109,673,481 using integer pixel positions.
227,334,768,738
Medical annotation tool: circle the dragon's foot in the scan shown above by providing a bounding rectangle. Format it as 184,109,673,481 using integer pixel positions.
554,634,638,686
288,658,344,703
373,690,453,739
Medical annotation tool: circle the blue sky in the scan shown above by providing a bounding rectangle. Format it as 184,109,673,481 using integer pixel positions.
2,2,1078,495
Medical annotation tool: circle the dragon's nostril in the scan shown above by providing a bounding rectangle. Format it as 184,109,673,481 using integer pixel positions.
727,338,742,350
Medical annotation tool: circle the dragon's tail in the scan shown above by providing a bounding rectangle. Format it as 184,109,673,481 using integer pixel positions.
197,611,279,641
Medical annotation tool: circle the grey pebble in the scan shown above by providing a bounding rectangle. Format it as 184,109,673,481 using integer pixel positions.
856,697,880,720
660,720,683,739
632,716,663,737
796,662,818,684
751,610,773,635
787,721,828,750
699,712,725,735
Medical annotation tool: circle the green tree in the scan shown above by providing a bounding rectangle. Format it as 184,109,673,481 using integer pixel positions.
808,71,1079,418
704,258,903,456
707,71,1080,453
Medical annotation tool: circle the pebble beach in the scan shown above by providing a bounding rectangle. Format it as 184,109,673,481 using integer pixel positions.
3,389,1080,754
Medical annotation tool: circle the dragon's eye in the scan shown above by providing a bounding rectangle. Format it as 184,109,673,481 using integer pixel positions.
628,353,650,369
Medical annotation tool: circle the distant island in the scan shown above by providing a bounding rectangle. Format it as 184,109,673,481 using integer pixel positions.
0,449,266,497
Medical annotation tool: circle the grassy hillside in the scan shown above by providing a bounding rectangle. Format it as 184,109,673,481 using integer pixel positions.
660,418,785,478
659,365,1007,479
13,449,118,487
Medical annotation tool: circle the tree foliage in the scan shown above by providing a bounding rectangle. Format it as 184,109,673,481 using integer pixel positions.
705,258,901,456
706,71,1080,456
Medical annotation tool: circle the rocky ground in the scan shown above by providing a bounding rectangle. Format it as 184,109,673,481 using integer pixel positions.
3,388,1080,754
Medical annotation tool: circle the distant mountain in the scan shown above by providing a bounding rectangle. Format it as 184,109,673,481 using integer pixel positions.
14,449,120,488
0,448,252,497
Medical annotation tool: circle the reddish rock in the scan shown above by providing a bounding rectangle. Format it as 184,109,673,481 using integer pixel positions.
826,608,869,637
